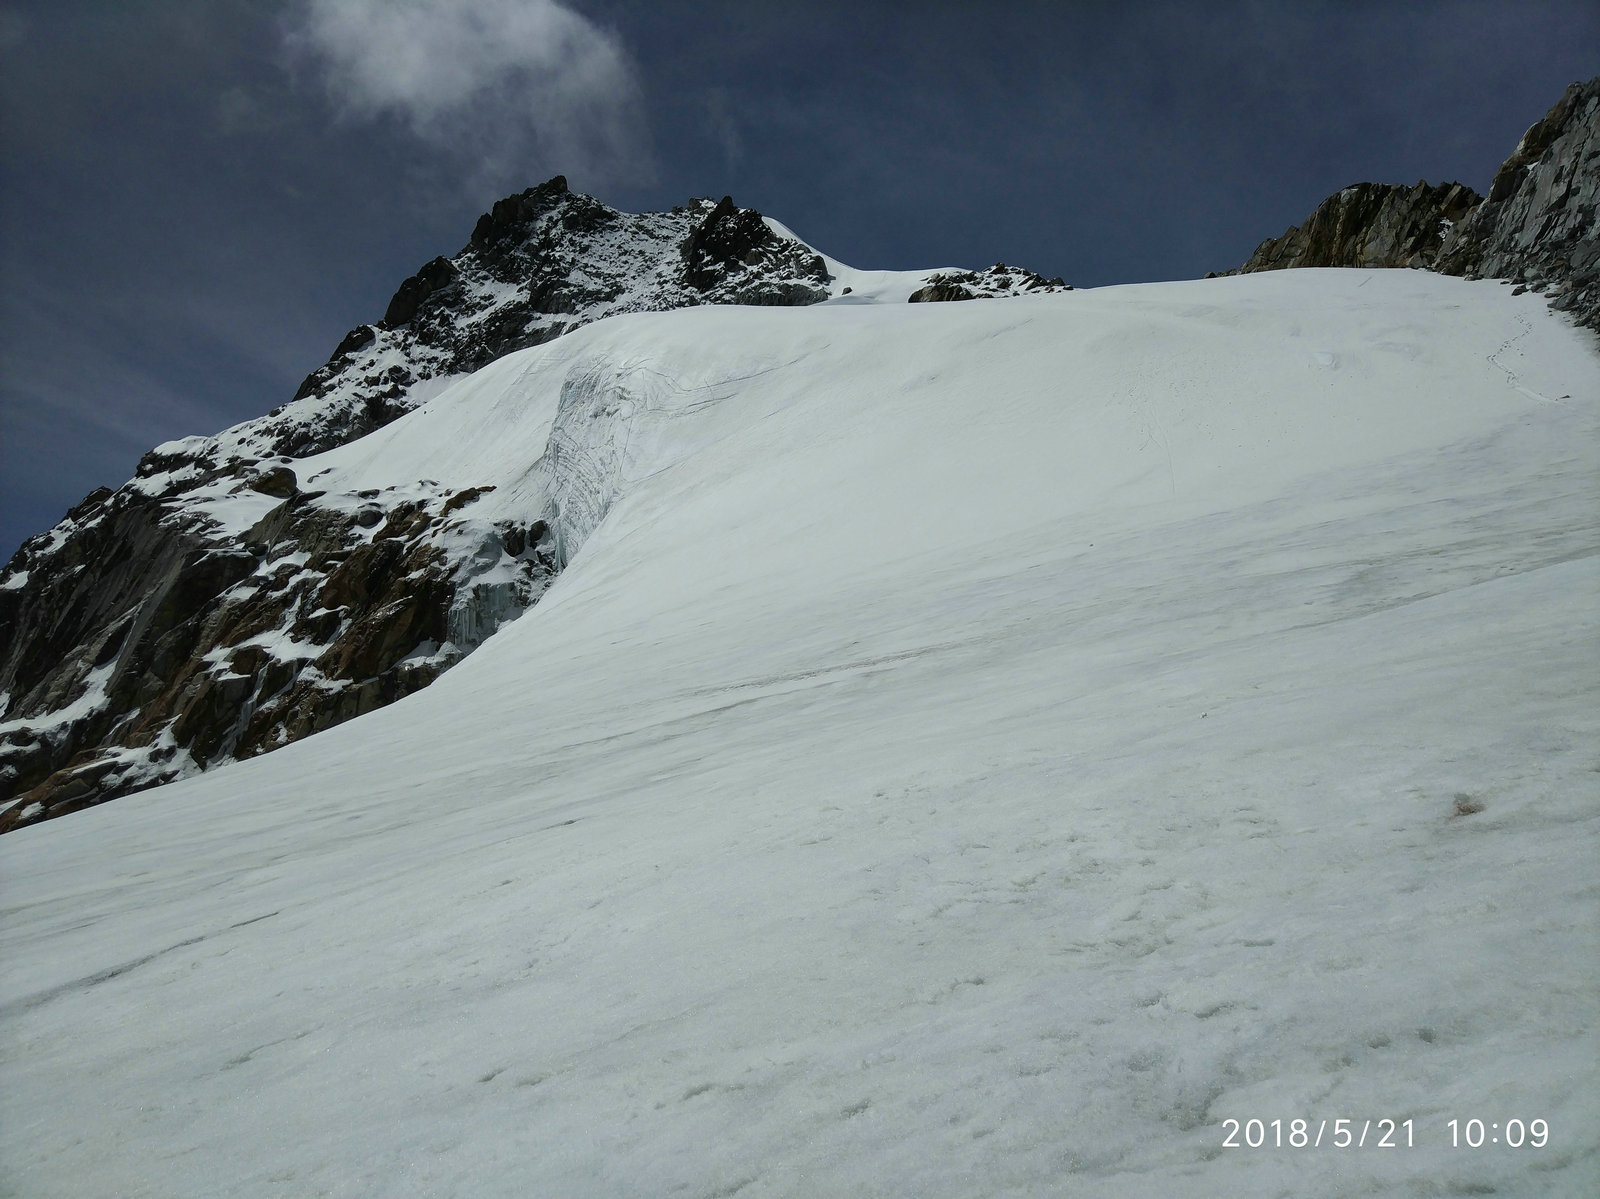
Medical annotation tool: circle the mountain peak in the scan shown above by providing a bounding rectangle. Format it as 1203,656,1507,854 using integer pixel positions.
467,174,572,251
278,184,832,464
0,180,1071,829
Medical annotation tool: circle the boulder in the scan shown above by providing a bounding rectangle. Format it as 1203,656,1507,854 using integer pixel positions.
249,466,298,497
909,280,976,303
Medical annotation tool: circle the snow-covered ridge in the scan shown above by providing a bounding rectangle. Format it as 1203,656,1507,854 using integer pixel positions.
0,178,1073,829
133,177,835,477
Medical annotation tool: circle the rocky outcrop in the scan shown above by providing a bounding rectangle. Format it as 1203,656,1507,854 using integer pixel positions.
1434,78,1600,329
679,195,831,303
1219,77,1599,331
275,176,835,462
1227,181,1481,274
908,263,1070,303
0,472,553,832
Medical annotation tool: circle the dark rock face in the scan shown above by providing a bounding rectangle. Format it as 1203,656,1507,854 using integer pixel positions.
382,256,462,328
469,174,572,250
680,195,831,302
1228,181,1482,274
1,495,242,821
1219,76,1599,331
0,472,555,832
1434,78,1600,329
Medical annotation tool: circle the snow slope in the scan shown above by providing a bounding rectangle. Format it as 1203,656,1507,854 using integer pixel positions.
2,271,1597,1197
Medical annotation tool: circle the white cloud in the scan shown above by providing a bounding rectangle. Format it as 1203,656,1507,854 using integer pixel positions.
287,0,650,189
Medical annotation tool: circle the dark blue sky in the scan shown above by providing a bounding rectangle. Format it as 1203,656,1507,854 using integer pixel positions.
2,1,1596,560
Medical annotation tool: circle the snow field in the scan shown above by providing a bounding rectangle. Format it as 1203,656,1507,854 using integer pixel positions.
1,270,1597,1197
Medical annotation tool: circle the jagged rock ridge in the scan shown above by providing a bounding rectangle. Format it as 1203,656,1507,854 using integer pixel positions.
1435,78,1600,326
907,263,1070,303
0,180,1072,831
1219,77,1600,331
1227,180,1482,274
213,176,835,467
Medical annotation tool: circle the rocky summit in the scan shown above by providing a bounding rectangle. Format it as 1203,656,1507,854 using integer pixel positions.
1220,77,1600,331
0,181,1072,831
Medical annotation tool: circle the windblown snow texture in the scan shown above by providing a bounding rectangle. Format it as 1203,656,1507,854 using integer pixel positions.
2,270,1596,1197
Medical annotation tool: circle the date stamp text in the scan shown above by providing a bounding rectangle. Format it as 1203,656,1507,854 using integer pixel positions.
1220,1118,1549,1149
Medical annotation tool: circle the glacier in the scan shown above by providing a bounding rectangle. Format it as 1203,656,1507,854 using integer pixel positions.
1,269,1596,1197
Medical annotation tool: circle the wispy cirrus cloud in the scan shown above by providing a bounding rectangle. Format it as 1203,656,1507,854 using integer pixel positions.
285,0,651,189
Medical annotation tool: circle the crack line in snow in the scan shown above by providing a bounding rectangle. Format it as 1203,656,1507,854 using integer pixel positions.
1285,548,1600,636
684,642,964,699
0,912,280,1018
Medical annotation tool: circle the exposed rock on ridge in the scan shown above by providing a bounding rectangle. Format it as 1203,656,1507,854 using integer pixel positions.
907,263,1071,303
1434,78,1600,328
0,179,834,831
679,195,831,303
1219,77,1600,331
281,176,832,461
1228,181,1482,273
0,179,1067,832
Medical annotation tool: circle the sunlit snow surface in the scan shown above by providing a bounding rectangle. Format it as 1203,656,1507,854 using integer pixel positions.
3,272,1598,1197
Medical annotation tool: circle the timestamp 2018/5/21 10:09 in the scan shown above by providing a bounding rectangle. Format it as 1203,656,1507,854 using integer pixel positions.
1220,1118,1550,1149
